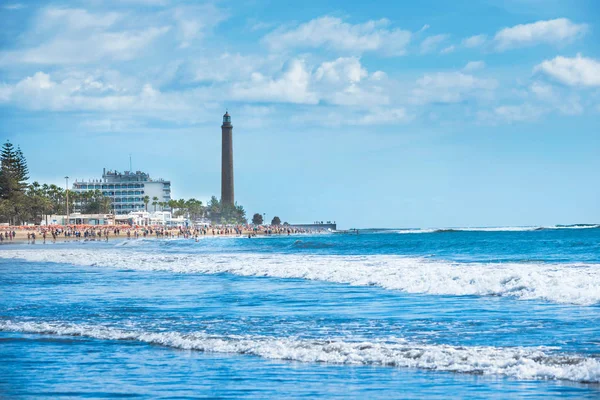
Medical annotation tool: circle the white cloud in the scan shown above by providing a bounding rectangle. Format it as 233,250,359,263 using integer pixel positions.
231,60,318,104
370,71,387,81
441,45,455,54
492,104,545,122
529,81,554,98
534,54,600,87
528,81,583,116
0,71,202,118
38,7,122,31
529,81,555,98
190,53,268,82
314,57,388,106
172,4,227,48
463,61,485,72
291,107,411,127
494,18,587,51
0,7,170,65
1,26,170,64
314,57,367,84
229,57,388,107
462,34,487,48
263,16,411,56
420,34,449,54
412,72,497,104
353,108,412,125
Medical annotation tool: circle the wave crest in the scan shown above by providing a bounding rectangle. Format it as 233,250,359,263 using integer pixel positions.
1,320,598,383
2,249,600,305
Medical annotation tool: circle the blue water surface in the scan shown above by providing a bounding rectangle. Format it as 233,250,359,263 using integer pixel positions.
1,227,599,398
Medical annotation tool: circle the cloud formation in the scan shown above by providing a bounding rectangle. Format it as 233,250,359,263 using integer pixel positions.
534,54,600,87
420,34,449,54
462,34,487,48
232,60,318,104
263,17,411,56
412,72,497,104
494,18,587,51
0,7,170,65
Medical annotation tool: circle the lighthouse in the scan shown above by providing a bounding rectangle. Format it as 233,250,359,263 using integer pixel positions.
221,111,234,206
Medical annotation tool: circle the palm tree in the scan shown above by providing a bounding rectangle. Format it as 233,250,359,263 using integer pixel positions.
142,195,150,211
168,199,178,216
101,196,112,214
152,196,158,212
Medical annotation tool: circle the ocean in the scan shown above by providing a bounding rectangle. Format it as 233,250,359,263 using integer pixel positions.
1,226,599,398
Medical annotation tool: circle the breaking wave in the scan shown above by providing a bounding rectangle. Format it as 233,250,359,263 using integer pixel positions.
1,320,598,383
2,249,599,305
389,225,600,234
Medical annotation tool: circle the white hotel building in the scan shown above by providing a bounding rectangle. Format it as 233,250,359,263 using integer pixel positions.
72,169,171,215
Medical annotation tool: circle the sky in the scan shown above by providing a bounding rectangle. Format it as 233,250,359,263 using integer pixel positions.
0,0,599,229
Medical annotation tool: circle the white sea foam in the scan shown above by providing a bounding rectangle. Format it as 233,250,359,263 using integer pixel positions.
392,225,600,234
1,320,598,383
2,249,600,305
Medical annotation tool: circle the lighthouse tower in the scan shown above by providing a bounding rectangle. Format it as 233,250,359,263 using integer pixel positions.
221,111,234,206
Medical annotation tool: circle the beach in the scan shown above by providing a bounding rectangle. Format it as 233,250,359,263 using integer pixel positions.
0,224,324,244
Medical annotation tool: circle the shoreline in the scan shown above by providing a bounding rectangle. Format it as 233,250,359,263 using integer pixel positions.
0,229,327,245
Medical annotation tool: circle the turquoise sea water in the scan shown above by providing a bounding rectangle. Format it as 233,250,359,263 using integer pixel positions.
1,226,600,398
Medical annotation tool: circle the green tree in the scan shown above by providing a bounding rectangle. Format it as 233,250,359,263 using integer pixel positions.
142,195,150,211
271,216,281,226
26,182,53,224
0,141,22,199
101,196,112,214
252,213,263,225
208,196,221,223
0,141,30,224
152,196,158,212
185,198,204,221
14,146,29,191
168,199,178,215
234,204,247,224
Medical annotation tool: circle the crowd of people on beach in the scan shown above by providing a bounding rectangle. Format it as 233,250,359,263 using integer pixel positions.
0,224,322,244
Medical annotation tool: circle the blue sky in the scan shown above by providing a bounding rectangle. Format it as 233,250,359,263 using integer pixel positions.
0,0,599,228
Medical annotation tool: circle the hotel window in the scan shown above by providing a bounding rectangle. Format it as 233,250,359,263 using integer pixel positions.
115,191,121,195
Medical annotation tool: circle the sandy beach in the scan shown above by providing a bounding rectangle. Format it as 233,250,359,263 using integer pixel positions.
0,225,322,244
